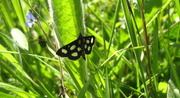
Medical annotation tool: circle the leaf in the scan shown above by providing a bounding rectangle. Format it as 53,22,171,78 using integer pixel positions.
10,28,28,50
50,0,77,46
158,82,167,97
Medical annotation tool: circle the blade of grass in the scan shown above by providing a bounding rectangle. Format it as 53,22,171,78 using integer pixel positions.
0,82,38,97
107,0,121,57
122,0,148,97
11,0,27,32
0,45,54,97
0,0,14,29
77,75,94,98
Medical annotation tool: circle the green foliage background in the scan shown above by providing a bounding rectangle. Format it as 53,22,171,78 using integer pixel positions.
0,0,180,97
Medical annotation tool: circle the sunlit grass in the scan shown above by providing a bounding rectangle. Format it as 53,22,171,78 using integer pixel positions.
0,0,180,97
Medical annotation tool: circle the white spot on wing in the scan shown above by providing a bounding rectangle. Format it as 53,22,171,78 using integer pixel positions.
86,40,90,44
91,38,94,43
77,47,81,51
62,49,67,54
88,46,91,51
84,44,87,49
71,52,78,57
70,45,76,50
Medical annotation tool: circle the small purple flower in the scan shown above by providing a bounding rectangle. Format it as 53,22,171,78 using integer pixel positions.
25,12,37,28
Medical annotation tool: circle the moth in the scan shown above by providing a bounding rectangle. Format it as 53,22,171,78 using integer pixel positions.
56,34,95,60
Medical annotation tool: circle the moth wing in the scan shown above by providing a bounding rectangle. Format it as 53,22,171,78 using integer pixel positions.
83,36,95,54
56,38,83,60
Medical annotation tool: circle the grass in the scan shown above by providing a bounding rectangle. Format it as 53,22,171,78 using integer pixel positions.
0,0,180,97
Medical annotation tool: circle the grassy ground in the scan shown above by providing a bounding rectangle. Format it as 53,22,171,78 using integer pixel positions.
0,0,180,97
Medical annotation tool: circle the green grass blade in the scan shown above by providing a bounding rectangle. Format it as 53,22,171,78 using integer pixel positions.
0,82,38,97
11,0,27,32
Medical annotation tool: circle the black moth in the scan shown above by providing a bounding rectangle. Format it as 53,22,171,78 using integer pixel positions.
56,34,95,60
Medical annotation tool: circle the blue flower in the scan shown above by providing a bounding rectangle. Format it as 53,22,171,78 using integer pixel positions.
25,12,37,28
